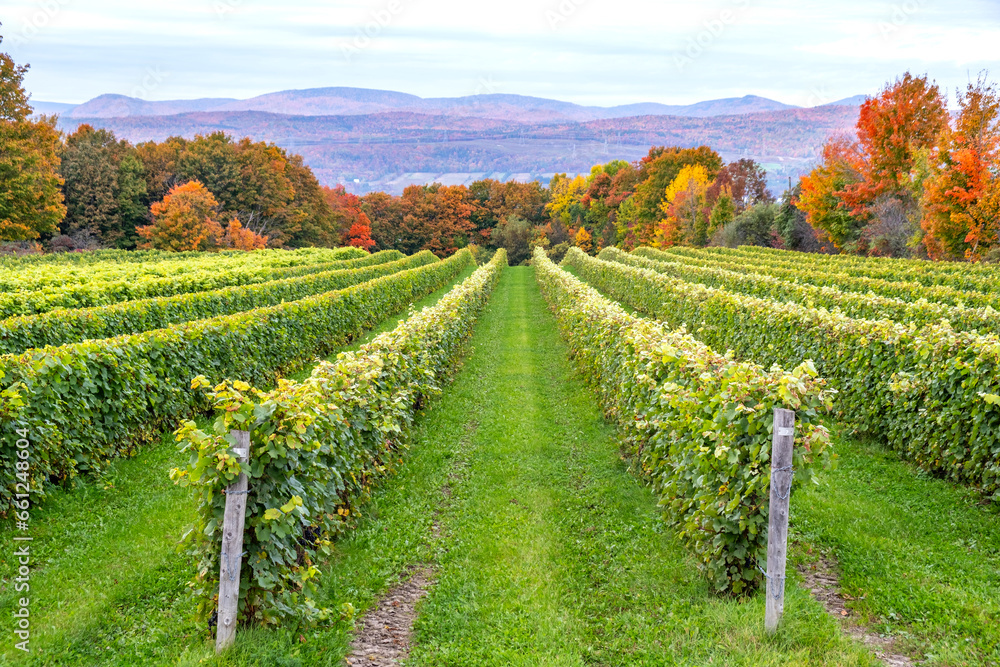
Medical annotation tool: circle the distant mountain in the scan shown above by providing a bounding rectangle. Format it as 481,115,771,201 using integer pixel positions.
63,94,239,118
608,95,799,118
36,87,863,124
825,94,868,107
30,100,76,115
40,86,863,195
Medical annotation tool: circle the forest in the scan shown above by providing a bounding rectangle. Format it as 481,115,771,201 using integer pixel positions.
3,37,998,263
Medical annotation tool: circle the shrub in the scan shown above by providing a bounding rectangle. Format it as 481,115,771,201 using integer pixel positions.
564,247,1000,500
538,247,834,593
0,249,475,508
171,250,508,626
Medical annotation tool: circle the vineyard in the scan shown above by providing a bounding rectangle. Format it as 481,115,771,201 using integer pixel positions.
1,245,999,666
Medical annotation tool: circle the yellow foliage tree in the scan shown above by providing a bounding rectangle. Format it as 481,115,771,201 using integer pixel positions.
574,226,593,254
545,173,589,225
656,164,710,247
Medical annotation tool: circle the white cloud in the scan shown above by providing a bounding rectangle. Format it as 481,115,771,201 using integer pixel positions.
1,0,996,106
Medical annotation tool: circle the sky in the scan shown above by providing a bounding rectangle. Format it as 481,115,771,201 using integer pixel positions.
2,0,998,107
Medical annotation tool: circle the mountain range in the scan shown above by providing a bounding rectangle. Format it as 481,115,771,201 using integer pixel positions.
38,87,865,123
36,87,865,195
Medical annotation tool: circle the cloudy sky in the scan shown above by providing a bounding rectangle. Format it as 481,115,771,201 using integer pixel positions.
2,0,997,107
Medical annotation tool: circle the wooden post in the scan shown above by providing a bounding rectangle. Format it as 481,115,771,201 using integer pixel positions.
765,408,795,634
215,430,251,654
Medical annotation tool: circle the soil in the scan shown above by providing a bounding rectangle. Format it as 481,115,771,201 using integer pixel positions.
797,556,914,667
344,566,434,666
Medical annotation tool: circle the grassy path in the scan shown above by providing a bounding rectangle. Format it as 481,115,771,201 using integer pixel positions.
793,433,1000,665
398,267,870,665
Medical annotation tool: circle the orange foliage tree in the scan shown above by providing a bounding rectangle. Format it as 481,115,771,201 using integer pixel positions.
398,184,474,257
797,138,866,248
138,180,267,251
921,75,1000,260
839,72,948,216
344,219,376,251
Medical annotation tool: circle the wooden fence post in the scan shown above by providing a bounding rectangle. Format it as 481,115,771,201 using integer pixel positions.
215,430,251,654
765,408,795,634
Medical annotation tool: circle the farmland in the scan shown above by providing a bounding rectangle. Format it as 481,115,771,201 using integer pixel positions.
1,244,999,667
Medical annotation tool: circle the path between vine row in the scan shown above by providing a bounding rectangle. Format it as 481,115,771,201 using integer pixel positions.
336,266,877,667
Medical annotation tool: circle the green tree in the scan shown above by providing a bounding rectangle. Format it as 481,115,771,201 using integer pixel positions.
708,190,736,237
60,125,139,247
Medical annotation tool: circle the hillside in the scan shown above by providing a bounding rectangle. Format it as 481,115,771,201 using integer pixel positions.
49,87,833,123
57,103,859,194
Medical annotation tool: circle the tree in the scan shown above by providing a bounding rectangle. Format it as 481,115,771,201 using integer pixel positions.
574,225,593,254
707,159,773,213
716,203,779,248
840,72,947,217
921,74,1000,260
492,214,533,265
398,184,474,257
214,218,268,251
60,125,147,248
775,182,826,252
116,151,149,245
658,164,710,246
0,41,30,123
360,190,404,251
135,136,187,204
0,45,65,242
546,174,589,227
798,138,866,249
708,189,736,237
344,220,376,251
137,180,222,251
630,145,722,244
279,156,336,248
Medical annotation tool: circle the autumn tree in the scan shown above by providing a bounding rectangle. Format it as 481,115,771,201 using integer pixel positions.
492,214,533,265
469,178,549,244
135,136,187,204
360,190,404,250
707,159,773,213
614,146,723,247
214,218,268,251
921,74,1000,260
398,183,474,257
658,164,711,246
798,138,866,249
344,220,376,251
708,189,736,236
137,180,222,251
574,225,593,254
0,43,66,241
840,73,947,216
279,155,337,247
546,173,589,227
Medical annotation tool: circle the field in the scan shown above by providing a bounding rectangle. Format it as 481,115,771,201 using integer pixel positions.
1,245,999,666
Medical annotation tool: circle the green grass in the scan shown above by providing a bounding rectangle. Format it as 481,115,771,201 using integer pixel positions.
401,267,873,665
793,431,1000,666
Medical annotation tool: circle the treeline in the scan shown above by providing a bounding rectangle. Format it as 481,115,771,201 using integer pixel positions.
0,39,361,253
801,71,1000,261
3,37,996,263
